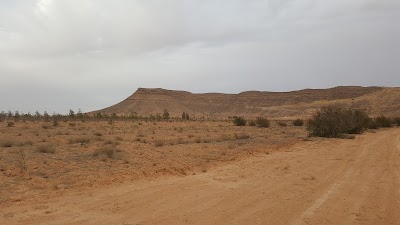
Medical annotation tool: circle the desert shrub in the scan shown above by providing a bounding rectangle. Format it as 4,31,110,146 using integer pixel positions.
202,138,212,143
93,147,115,158
103,139,119,145
248,121,257,127
16,149,27,171
36,144,56,154
233,117,247,126
293,119,304,127
374,115,392,128
220,134,231,141
93,132,102,136
235,133,251,140
69,137,91,144
394,117,400,126
256,117,270,128
154,139,164,147
194,137,202,143
93,147,121,159
19,140,33,146
177,138,188,144
136,132,145,138
367,118,379,129
307,105,370,138
0,140,14,147
277,121,287,127
115,136,123,141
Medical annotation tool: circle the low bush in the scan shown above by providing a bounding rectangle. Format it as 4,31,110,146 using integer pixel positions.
93,132,102,136
154,139,164,147
0,140,14,147
256,117,270,128
69,136,91,144
93,146,122,159
235,133,251,140
248,121,257,127
367,118,379,129
36,144,56,154
195,137,202,143
307,105,370,138
293,119,304,127
277,121,287,127
103,139,119,145
394,117,400,126
374,115,392,128
233,117,247,126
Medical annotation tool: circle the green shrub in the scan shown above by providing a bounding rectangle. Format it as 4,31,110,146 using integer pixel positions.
346,109,370,134
307,105,370,138
367,118,379,129
256,117,270,128
293,119,304,127
233,117,247,126
374,116,392,128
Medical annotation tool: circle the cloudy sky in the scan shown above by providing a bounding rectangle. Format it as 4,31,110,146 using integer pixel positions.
1,0,399,114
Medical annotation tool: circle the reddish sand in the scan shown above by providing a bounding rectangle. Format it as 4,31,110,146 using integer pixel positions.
1,128,399,225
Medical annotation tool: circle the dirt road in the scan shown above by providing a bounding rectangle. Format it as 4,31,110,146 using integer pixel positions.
2,128,400,225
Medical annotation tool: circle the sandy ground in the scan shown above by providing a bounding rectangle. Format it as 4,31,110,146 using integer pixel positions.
1,128,399,225
0,120,304,204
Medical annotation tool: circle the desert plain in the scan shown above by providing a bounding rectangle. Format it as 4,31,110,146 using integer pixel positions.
0,117,399,225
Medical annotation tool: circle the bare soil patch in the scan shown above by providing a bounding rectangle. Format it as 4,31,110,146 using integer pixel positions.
0,120,306,204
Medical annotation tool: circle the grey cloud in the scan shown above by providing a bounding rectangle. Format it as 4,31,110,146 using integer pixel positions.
0,0,399,113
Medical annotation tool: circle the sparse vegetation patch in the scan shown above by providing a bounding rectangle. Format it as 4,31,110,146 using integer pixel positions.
307,105,370,138
293,119,304,127
256,117,270,128
36,144,56,154
233,117,247,126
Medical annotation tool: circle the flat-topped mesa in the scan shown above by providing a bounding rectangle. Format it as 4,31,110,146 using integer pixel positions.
92,86,400,118
130,88,192,98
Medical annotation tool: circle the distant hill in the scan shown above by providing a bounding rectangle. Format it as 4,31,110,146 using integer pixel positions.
92,86,400,119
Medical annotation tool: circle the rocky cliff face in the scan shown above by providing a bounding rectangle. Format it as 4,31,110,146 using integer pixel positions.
93,86,400,118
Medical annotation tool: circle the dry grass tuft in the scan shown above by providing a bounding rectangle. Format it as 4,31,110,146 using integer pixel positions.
154,139,165,147
93,146,123,159
93,132,102,136
0,140,14,147
69,136,91,144
36,144,56,154
235,133,251,140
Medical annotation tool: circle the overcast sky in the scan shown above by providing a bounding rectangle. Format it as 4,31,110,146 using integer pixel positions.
1,0,399,114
